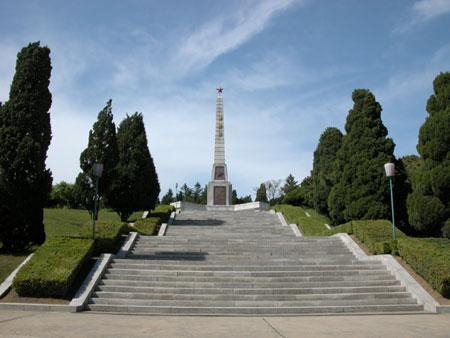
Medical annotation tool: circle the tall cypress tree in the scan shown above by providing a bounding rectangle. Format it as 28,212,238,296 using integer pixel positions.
407,72,450,236
311,127,343,215
0,42,52,251
109,113,160,221
328,89,395,224
255,183,268,203
76,100,118,214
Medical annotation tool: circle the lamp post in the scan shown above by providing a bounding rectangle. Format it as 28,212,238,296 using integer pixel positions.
92,162,104,240
384,162,396,240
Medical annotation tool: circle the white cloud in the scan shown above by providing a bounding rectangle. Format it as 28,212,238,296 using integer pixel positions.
395,0,450,32
413,0,450,21
171,0,301,77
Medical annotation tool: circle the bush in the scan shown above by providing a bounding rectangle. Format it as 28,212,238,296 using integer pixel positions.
131,204,174,236
397,237,450,298
132,218,160,236
328,220,405,254
13,238,94,298
407,193,445,235
78,221,127,255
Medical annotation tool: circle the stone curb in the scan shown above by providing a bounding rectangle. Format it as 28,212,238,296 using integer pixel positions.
116,232,138,258
290,224,303,237
158,211,177,236
0,303,76,312
69,253,113,311
0,253,34,298
332,233,440,313
276,212,288,226
158,224,168,236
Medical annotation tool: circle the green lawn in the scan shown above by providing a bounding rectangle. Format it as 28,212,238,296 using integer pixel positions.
273,204,331,236
44,208,123,238
0,254,28,284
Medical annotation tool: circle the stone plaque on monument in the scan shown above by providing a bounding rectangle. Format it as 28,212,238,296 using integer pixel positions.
214,166,225,180
214,186,226,205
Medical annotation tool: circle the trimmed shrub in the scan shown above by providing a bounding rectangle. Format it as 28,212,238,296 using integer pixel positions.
13,237,94,298
78,221,127,255
397,237,450,298
328,220,406,254
132,218,160,236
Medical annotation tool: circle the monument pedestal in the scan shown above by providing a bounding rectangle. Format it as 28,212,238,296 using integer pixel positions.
207,181,232,206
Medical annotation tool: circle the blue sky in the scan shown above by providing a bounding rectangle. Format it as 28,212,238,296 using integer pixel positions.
0,0,449,198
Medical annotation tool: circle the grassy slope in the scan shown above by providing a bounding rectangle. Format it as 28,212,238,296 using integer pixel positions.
273,204,331,236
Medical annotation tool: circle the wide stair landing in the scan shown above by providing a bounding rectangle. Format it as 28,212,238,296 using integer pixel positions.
88,209,423,315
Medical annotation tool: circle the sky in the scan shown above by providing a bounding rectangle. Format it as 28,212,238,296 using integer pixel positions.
0,0,449,198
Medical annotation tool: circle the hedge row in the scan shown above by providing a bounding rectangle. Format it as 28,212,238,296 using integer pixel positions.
13,237,94,298
78,221,128,255
397,237,450,298
328,220,406,254
132,218,160,236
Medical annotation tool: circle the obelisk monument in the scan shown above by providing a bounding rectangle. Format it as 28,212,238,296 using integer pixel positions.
207,87,232,206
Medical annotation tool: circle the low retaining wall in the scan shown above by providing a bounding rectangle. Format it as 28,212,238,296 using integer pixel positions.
170,201,269,212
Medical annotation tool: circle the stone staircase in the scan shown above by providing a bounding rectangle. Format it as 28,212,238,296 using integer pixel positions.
87,209,423,315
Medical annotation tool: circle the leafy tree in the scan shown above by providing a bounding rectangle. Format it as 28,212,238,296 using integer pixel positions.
193,182,203,203
407,72,450,236
236,195,252,204
49,182,76,208
281,174,298,195
232,189,238,204
180,183,193,202
109,113,160,221
77,100,118,215
232,190,252,204
282,187,303,206
298,176,314,208
200,185,207,205
255,183,268,203
311,127,343,215
327,89,396,224
161,189,174,205
264,179,283,205
0,42,52,252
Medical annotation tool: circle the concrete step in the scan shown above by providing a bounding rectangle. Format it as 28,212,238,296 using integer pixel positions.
103,273,395,283
100,279,400,289
90,296,418,308
88,209,423,315
87,303,423,315
110,262,385,271
97,285,407,295
93,291,413,302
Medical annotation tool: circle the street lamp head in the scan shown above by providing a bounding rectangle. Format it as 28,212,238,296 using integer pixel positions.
92,163,104,178
384,162,395,177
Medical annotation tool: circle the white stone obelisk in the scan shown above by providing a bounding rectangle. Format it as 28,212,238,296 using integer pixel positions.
207,88,232,206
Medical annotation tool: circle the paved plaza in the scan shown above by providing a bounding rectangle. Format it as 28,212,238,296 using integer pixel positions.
0,310,449,337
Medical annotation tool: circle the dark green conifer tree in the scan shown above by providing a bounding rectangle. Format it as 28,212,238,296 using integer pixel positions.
311,127,343,215
76,100,118,215
109,113,160,221
161,189,174,205
407,72,450,236
0,42,52,251
255,183,268,203
281,174,298,195
328,89,395,224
